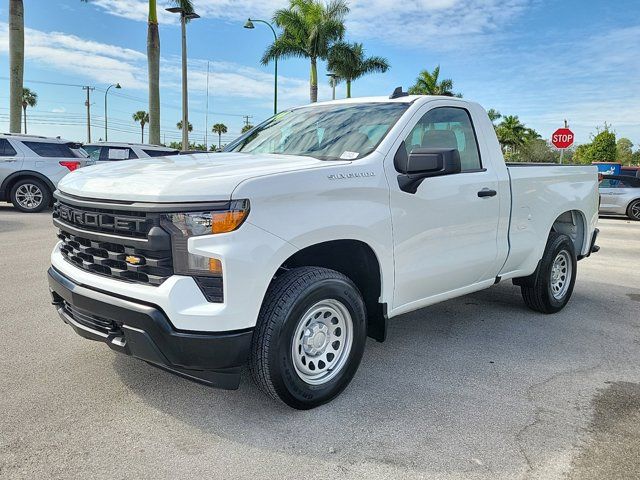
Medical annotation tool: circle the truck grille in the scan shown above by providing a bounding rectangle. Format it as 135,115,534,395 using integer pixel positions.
54,200,173,286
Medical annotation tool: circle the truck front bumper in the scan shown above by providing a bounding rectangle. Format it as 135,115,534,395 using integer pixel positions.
48,267,253,390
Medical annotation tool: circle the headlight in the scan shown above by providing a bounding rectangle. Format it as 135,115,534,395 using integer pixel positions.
159,200,250,302
162,199,250,238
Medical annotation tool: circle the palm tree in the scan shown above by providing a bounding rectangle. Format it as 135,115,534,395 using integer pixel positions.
487,109,502,124
241,124,254,133
328,42,389,98
212,123,228,150
147,0,161,145
177,120,193,132
496,115,527,154
21,88,37,134
408,66,460,97
9,0,24,133
262,0,349,103
132,111,150,143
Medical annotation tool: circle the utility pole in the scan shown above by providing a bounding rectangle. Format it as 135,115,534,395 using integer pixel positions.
243,115,253,127
205,60,210,148
83,86,95,143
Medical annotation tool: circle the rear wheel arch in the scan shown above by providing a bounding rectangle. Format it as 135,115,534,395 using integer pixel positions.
550,209,587,256
626,198,640,220
1,171,55,203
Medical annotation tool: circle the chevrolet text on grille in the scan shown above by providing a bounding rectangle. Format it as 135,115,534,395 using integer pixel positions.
57,204,146,233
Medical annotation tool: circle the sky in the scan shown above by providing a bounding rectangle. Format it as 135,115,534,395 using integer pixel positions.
0,0,639,148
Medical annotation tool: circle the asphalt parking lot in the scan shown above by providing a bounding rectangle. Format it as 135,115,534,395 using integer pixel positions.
1,205,639,480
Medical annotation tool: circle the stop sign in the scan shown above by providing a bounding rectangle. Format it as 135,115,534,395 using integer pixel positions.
552,128,574,149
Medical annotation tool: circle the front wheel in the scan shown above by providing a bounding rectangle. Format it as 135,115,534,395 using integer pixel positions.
249,267,367,409
520,232,577,314
627,199,640,221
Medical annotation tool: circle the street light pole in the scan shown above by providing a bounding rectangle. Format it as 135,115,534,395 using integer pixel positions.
167,6,200,150
104,83,121,142
244,18,278,115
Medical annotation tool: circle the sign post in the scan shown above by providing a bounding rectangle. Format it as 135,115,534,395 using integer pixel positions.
551,122,574,164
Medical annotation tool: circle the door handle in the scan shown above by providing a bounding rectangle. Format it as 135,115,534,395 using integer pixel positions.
477,188,497,198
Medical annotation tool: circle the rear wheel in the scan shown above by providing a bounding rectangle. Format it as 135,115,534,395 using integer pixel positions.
520,232,577,314
627,199,640,221
249,267,367,409
10,178,51,213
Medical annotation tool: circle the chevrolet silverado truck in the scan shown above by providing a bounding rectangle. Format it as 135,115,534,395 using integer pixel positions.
48,92,600,409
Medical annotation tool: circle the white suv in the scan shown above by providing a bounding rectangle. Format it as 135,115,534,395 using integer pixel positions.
83,142,178,163
0,134,91,213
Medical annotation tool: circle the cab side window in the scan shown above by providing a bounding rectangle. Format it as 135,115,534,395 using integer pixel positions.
404,107,482,171
0,139,17,156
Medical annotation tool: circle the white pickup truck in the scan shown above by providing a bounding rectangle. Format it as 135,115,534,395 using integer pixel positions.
48,92,600,409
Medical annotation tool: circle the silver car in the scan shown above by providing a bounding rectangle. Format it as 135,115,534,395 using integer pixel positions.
0,134,91,213
599,175,640,220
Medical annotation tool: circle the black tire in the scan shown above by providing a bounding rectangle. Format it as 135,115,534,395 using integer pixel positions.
249,267,367,409
626,199,640,221
520,232,577,314
9,178,51,213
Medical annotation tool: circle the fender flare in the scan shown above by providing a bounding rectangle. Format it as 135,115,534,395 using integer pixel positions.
0,171,56,201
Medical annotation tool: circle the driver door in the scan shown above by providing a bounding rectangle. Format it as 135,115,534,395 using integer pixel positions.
388,105,502,311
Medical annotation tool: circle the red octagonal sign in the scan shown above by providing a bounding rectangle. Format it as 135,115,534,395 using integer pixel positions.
552,128,574,149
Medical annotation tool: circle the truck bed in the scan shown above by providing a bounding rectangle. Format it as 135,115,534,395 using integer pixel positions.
499,163,599,278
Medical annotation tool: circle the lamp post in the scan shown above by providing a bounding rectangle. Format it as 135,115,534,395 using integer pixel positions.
104,83,121,142
326,73,338,100
167,6,200,150
244,18,277,115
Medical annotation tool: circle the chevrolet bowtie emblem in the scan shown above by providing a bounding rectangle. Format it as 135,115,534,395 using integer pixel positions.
125,255,143,265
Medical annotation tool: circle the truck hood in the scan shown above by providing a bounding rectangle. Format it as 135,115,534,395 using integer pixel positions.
58,152,340,202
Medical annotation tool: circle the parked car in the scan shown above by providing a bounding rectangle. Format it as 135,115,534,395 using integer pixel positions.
48,93,600,409
0,133,92,212
621,166,640,178
599,174,640,220
83,142,178,163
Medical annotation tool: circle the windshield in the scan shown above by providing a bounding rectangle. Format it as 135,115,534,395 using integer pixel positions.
228,103,408,160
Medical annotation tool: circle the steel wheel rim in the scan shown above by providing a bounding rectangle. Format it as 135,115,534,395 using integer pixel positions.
550,250,572,300
291,299,353,385
15,184,43,210
631,202,640,220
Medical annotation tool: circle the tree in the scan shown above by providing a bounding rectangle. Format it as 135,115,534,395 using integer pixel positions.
487,109,502,124
632,150,640,166
574,124,617,164
518,139,556,163
132,111,150,143
262,0,349,103
21,88,37,134
176,120,193,132
617,138,634,165
496,115,527,154
408,65,461,97
241,124,254,133
327,42,389,98
212,123,228,150
147,0,161,145
9,0,24,133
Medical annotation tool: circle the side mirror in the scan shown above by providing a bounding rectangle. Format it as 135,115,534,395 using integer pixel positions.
395,144,462,194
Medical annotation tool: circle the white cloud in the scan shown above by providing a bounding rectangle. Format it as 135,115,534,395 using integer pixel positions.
0,23,147,88
51,107,67,113
0,22,319,107
85,0,533,49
